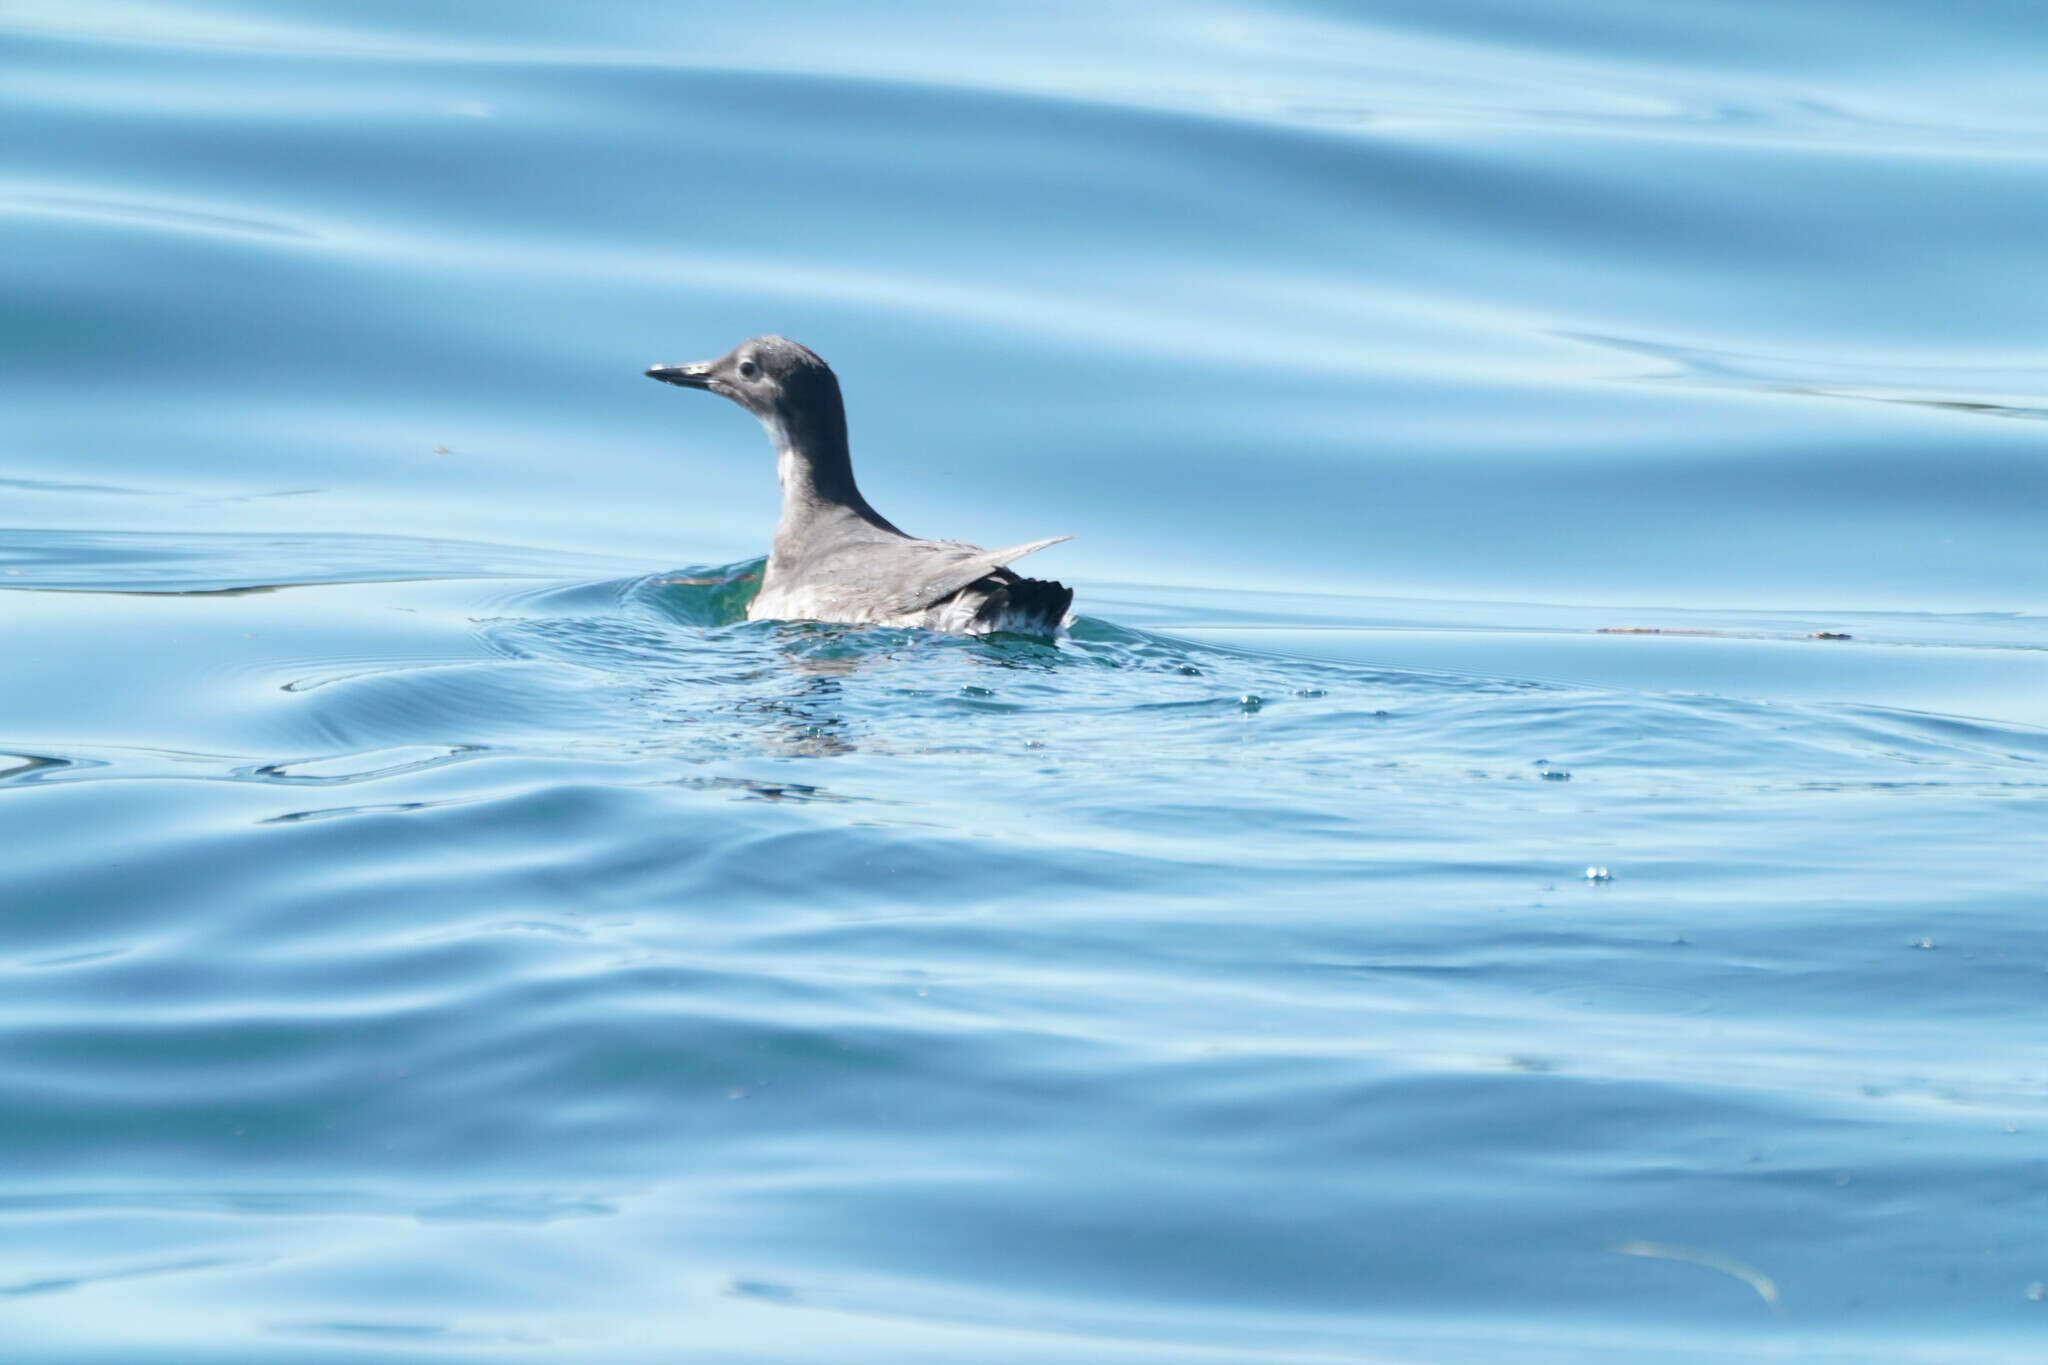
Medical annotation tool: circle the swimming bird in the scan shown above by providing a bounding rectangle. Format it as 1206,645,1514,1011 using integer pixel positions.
646,336,1073,635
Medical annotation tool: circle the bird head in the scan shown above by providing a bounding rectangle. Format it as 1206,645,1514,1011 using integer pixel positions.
645,335,843,439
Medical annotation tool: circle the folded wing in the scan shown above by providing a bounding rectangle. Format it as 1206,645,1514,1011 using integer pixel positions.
874,535,1072,618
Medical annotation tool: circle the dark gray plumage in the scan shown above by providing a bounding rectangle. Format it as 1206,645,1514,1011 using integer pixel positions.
646,336,1073,635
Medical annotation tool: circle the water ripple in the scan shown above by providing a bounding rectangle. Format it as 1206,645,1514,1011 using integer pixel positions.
10,3,2048,1355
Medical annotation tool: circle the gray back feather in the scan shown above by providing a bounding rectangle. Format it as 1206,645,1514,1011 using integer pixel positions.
874,535,1073,617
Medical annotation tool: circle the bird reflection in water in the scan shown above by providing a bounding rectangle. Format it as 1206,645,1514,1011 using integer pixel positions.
739,634,868,758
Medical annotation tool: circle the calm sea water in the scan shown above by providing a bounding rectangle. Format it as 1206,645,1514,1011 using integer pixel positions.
5,4,2046,1361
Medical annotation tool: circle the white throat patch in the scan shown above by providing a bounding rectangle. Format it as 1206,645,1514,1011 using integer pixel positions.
765,415,796,491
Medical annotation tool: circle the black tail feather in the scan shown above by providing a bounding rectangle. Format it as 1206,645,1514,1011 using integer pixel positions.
970,575,1073,636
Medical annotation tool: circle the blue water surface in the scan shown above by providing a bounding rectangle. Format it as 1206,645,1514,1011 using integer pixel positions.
4,3,2046,1361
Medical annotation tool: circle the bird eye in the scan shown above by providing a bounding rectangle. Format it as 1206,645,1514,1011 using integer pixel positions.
737,359,760,379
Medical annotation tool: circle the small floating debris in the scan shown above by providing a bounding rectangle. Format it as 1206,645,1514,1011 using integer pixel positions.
1584,866,1612,883
1536,760,1571,782
1597,627,1722,636
1911,937,1936,950
1613,1240,1781,1314
1596,626,1852,641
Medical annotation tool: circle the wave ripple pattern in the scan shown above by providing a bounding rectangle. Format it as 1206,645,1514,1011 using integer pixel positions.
4,4,2046,1363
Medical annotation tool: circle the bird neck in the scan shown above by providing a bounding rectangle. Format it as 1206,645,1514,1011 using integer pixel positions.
765,412,896,574
770,410,863,510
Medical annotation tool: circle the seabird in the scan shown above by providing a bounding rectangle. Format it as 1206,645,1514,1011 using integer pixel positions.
646,336,1074,636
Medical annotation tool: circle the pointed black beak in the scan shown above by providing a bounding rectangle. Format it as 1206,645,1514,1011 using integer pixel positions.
645,362,714,390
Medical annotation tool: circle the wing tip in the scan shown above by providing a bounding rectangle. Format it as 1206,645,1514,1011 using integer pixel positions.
1011,534,1073,557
